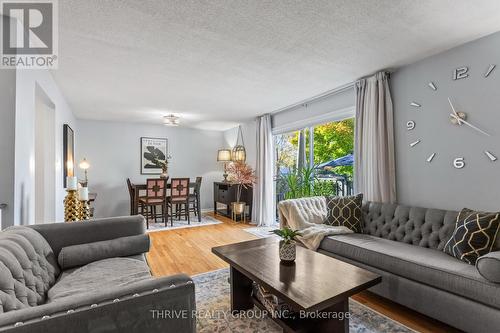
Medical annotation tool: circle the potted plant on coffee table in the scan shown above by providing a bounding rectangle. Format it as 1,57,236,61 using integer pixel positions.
271,228,302,264
226,161,256,216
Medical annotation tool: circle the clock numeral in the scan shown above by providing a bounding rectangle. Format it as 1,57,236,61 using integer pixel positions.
406,121,415,130
427,153,436,163
453,67,469,80
485,151,497,162
428,82,437,91
409,140,420,147
453,157,465,169
485,64,496,78
410,102,421,108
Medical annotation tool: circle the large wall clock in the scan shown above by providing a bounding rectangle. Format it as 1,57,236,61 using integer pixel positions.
407,64,497,169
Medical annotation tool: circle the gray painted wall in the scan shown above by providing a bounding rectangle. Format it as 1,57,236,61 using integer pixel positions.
0,67,16,229
77,120,225,218
392,31,500,211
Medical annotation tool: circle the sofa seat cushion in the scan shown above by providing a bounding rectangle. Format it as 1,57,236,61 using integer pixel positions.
48,257,151,302
319,233,500,309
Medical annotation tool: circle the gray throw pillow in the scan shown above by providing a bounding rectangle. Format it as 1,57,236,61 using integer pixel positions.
476,251,500,283
58,234,150,269
324,194,363,233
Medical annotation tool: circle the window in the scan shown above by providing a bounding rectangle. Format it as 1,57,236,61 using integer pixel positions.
274,118,354,206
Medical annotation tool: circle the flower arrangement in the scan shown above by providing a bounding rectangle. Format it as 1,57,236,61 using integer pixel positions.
226,161,256,203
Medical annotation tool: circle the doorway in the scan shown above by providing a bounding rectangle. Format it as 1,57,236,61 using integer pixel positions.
34,85,56,224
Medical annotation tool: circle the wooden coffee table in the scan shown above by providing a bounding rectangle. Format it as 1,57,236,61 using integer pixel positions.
212,237,381,333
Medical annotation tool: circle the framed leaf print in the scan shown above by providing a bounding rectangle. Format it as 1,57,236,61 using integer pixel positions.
141,137,168,175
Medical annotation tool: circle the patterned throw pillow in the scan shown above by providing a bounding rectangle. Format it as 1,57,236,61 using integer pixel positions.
444,208,500,265
324,194,363,233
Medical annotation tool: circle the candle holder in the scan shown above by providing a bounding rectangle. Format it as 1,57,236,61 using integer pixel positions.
64,189,81,222
79,200,91,220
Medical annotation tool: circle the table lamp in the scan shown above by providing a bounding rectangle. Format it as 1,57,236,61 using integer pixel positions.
217,149,232,182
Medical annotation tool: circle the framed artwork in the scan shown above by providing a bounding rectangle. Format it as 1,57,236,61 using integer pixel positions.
63,124,75,187
141,137,168,175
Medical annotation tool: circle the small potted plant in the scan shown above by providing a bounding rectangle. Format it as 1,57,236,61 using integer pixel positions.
271,228,302,264
226,161,256,215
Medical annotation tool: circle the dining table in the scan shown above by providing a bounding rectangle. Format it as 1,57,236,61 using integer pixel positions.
130,181,199,219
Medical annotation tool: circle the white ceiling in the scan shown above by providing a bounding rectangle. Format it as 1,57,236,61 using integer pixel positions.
54,0,500,130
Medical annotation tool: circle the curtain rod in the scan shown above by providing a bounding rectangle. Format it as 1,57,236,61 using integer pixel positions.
269,81,355,115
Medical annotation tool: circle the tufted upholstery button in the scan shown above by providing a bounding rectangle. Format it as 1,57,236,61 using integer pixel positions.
14,322,23,327
0,227,59,314
132,293,140,297
90,303,98,308
42,315,50,320
113,298,120,303
67,309,75,314
152,288,159,293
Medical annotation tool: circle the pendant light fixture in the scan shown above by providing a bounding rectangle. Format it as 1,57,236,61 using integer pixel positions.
231,125,246,162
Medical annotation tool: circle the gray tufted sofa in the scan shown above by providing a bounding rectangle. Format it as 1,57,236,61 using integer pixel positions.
315,201,500,333
0,216,196,333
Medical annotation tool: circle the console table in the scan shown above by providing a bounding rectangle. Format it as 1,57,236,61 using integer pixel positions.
213,182,252,221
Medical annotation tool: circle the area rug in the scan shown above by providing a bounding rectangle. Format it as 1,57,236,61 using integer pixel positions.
193,268,414,333
146,214,221,232
244,225,280,239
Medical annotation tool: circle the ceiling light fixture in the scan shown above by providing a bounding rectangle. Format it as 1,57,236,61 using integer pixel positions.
163,114,180,126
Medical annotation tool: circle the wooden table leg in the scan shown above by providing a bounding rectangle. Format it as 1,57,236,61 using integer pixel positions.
230,266,254,313
306,299,349,333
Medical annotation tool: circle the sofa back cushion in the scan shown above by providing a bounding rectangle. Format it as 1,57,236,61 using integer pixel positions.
362,202,458,250
0,226,59,313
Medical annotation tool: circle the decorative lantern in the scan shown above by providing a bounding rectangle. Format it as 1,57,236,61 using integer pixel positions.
231,125,246,162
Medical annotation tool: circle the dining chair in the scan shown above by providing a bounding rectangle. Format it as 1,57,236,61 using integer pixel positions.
139,178,169,228
126,178,138,215
168,178,190,226
188,177,202,222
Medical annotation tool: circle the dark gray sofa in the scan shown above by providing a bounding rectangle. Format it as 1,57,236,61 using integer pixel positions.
0,216,196,333
318,201,500,333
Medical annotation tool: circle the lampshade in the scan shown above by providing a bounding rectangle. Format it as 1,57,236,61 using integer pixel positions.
217,149,232,162
79,158,90,170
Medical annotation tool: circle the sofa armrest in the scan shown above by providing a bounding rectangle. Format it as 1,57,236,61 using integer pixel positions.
29,215,146,257
476,251,500,283
0,274,195,333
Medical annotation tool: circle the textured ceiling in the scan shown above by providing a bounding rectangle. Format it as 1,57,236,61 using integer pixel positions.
53,0,500,130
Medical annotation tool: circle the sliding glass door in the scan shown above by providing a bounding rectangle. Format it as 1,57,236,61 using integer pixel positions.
274,118,354,207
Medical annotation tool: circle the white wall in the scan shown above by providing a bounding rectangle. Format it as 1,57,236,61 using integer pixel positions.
15,70,78,225
0,67,16,229
77,120,225,218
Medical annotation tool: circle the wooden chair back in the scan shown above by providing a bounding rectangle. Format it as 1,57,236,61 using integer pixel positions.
170,178,190,199
194,176,202,195
127,178,135,200
146,178,168,200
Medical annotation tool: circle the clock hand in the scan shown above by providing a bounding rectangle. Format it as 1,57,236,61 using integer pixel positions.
448,98,463,125
449,113,491,136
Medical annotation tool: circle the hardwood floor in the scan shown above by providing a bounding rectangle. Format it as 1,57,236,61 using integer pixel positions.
147,212,460,333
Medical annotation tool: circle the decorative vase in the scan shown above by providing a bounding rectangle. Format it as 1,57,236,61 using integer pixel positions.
160,167,168,179
64,189,81,222
232,202,245,214
80,200,90,220
279,240,296,263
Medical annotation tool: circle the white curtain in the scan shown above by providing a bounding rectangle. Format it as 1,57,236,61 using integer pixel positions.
354,72,396,203
253,114,275,226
